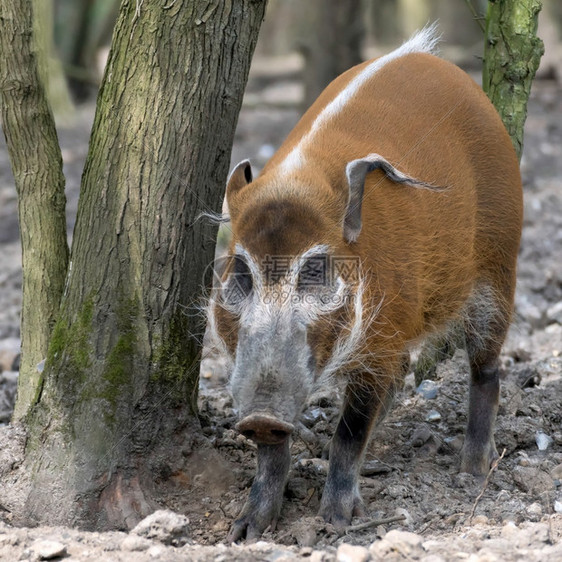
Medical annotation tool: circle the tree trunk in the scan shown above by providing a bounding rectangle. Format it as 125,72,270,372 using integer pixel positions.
301,0,365,111
483,0,544,160
0,0,69,421
20,0,266,530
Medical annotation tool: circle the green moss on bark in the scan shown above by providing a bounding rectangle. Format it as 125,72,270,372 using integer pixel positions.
483,0,544,160
151,313,200,412
98,297,138,414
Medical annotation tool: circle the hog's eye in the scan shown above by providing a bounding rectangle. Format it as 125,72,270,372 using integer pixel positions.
224,255,253,306
297,254,328,290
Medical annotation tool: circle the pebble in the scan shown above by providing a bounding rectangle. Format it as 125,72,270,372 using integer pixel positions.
554,500,562,513
416,380,438,399
361,459,391,475
425,409,442,422
30,539,67,560
296,458,328,475
336,543,369,562
526,502,543,520
512,466,554,495
501,521,518,538
131,510,189,546
535,431,553,451
410,426,433,447
370,529,423,558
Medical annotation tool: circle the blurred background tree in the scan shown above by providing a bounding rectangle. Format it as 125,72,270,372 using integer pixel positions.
39,0,561,108
53,0,119,100
32,0,75,123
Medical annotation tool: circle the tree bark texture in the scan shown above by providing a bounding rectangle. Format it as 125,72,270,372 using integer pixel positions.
483,0,544,160
21,0,266,530
0,0,69,421
301,0,365,111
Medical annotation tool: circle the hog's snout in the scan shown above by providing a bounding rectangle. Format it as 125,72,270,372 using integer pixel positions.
236,413,295,445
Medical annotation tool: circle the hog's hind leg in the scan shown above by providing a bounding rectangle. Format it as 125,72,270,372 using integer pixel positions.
227,441,290,541
319,370,399,528
461,284,512,475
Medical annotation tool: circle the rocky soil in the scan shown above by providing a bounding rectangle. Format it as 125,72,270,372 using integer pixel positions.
0,67,561,560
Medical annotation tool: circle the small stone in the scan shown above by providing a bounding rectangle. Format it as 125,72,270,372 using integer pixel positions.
416,380,438,399
30,540,67,560
121,535,152,551
336,543,369,562
383,529,423,555
554,500,562,513
410,426,433,447
501,521,518,538
296,458,328,475
526,502,542,520
394,507,413,526
496,490,511,502
425,409,441,422
443,436,463,452
132,509,189,546
512,466,554,495
536,431,553,451
361,459,391,475
472,515,489,525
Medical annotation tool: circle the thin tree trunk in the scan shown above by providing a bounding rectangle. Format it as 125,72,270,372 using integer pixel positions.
483,0,544,160
19,0,266,530
301,0,365,111
0,0,69,421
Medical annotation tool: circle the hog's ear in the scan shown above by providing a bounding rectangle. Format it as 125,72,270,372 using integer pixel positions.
226,160,253,219
344,157,372,243
344,153,439,243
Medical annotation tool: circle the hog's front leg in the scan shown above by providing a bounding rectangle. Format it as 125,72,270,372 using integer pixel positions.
319,375,395,528
227,440,290,541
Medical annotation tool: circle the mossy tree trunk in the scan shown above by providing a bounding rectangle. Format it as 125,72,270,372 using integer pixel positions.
300,0,365,111
20,0,266,530
483,0,544,160
0,0,70,421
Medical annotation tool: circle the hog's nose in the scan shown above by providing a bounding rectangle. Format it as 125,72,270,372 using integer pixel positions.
236,413,294,445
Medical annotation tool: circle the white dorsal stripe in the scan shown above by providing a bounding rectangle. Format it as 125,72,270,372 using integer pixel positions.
280,23,441,175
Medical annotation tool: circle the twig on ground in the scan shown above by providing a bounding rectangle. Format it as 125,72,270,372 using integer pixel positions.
469,448,506,522
344,514,406,534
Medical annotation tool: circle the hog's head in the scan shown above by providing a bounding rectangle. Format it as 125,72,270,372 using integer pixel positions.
207,160,368,445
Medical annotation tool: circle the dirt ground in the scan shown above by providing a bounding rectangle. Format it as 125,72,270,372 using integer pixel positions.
0,64,561,560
